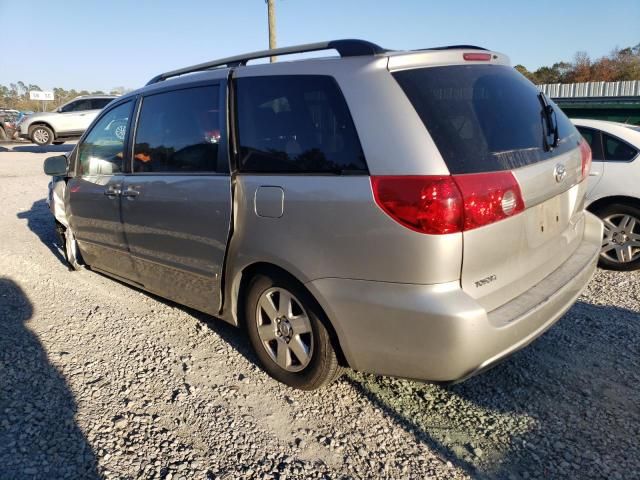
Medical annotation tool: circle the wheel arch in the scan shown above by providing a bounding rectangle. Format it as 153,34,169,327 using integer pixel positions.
587,195,640,214
231,261,350,367
28,121,56,137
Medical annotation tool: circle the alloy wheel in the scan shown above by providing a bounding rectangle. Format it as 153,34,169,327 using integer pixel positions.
114,124,126,141
255,287,313,372
33,128,50,144
601,213,640,264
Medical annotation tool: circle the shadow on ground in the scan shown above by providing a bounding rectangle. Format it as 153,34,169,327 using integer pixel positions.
0,278,99,478
10,144,74,154
346,301,640,479
16,198,67,268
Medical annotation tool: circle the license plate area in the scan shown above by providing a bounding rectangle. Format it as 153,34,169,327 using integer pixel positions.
526,185,578,248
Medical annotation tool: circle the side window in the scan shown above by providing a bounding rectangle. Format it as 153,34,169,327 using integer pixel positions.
59,101,79,113
77,101,132,175
236,75,367,173
603,133,638,162
90,99,113,110
133,85,223,173
60,100,92,113
74,100,93,111
576,126,604,161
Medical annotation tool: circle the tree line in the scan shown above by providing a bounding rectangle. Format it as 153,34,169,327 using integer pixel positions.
0,82,130,112
516,44,640,85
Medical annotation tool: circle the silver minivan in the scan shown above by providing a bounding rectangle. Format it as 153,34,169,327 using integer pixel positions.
44,40,602,390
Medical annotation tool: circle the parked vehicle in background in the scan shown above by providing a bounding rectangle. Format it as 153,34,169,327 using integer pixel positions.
43,39,602,390
0,111,18,140
573,118,640,270
18,95,117,146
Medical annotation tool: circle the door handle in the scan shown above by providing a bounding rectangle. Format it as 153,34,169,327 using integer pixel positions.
589,172,600,176
121,188,140,198
104,185,121,197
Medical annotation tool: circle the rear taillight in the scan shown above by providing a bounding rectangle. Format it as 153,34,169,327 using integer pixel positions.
370,176,463,234
579,138,592,181
453,172,525,231
371,172,525,235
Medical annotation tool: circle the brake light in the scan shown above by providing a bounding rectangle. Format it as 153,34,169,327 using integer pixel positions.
463,52,492,61
579,138,592,181
371,172,524,234
371,176,463,234
453,172,525,231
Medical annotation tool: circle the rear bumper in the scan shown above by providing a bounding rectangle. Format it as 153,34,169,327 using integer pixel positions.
306,212,602,382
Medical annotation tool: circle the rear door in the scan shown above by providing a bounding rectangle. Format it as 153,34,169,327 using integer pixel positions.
57,99,93,134
393,64,588,311
66,99,138,280
120,83,231,314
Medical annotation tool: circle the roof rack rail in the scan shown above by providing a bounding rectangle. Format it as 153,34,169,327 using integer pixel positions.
146,39,387,85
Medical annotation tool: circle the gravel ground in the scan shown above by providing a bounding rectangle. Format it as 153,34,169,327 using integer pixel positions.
1,143,639,480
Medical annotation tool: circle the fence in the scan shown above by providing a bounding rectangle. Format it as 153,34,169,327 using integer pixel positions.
539,80,640,98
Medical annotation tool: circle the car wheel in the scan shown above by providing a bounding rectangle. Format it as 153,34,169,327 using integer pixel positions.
52,140,65,145
30,125,54,146
594,203,640,271
0,127,6,141
244,273,343,390
112,121,127,141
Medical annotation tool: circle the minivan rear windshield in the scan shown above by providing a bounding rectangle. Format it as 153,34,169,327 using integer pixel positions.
393,65,580,174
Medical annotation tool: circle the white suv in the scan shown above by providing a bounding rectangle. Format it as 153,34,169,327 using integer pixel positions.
18,95,117,145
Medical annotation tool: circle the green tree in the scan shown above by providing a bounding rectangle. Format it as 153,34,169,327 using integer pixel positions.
533,66,561,84
514,64,537,83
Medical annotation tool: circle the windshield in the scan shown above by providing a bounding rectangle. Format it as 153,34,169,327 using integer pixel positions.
393,65,580,174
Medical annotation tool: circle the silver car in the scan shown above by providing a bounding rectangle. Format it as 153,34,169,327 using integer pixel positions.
19,95,117,146
573,118,640,270
44,40,602,390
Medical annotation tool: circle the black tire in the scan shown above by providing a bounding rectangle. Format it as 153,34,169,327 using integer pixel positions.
244,272,343,390
30,125,54,146
0,127,6,141
52,140,65,145
592,203,640,271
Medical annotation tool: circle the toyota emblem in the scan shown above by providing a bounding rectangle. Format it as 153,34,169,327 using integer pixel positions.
554,164,567,183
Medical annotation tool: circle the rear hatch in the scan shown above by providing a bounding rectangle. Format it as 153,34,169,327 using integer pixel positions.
392,60,590,311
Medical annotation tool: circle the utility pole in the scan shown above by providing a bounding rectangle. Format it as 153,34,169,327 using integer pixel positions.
266,0,276,62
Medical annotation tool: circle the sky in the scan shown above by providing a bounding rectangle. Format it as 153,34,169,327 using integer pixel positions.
0,0,638,92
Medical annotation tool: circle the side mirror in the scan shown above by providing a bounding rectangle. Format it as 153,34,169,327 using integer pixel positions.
43,155,68,176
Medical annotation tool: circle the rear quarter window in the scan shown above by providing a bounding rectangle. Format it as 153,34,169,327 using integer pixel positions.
576,126,604,161
235,75,367,174
603,133,638,161
392,65,580,174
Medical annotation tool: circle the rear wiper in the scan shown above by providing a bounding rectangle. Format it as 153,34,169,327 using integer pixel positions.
538,92,559,151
